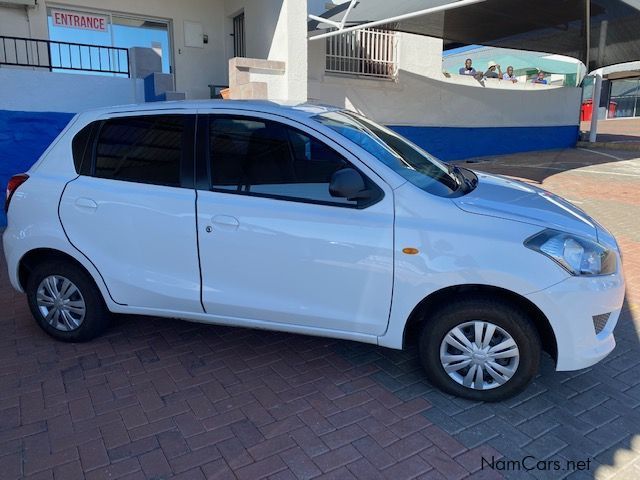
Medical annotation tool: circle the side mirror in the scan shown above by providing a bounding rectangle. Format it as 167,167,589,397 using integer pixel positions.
329,168,372,201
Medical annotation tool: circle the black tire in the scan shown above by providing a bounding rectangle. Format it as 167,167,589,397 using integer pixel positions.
419,296,541,402
26,260,111,342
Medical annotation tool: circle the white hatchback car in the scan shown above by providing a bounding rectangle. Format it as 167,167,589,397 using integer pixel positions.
3,101,625,401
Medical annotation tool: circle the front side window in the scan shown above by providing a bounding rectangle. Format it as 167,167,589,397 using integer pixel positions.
95,115,185,187
208,116,370,206
313,111,463,197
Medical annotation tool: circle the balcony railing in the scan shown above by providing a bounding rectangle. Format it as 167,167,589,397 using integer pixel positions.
326,28,398,79
0,35,130,77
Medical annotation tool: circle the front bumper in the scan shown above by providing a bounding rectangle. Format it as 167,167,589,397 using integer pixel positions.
526,267,625,371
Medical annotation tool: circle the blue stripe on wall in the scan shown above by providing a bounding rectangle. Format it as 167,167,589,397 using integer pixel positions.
1,110,74,226
0,110,579,227
388,125,579,161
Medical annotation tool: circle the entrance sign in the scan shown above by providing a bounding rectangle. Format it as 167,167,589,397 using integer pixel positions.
51,9,108,33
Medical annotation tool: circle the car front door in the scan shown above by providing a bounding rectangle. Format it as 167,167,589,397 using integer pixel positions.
195,111,394,336
59,111,202,313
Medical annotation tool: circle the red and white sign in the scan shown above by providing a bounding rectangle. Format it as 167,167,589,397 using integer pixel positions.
51,9,108,33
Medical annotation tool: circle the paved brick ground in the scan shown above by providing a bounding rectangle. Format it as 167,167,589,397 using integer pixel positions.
580,118,640,145
1,147,639,479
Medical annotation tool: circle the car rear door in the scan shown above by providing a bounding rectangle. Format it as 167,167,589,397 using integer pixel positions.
194,110,395,336
59,111,202,313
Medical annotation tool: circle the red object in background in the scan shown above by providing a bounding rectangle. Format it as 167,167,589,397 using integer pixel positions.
581,100,593,121
581,99,618,120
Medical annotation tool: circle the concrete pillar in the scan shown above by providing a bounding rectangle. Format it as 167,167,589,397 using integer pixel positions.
129,47,163,80
267,0,308,102
589,74,603,143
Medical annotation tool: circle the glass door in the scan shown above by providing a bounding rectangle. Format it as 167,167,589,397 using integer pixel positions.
47,6,172,76
112,16,172,74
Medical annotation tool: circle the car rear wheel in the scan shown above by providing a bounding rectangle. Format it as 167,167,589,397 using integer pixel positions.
419,297,541,401
26,261,110,342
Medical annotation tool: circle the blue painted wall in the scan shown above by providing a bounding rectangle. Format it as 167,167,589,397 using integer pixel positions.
0,110,579,227
0,110,74,226
389,125,579,161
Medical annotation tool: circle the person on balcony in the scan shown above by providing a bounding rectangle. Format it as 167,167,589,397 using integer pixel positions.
459,58,477,76
483,61,502,79
503,66,518,83
532,71,548,84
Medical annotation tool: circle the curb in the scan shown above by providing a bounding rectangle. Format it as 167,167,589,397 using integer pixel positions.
576,141,640,152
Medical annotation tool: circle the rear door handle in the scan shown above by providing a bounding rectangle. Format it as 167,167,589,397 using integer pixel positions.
211,215,239,231
75,197,98,210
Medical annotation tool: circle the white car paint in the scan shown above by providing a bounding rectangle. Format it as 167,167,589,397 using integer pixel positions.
195,108,394,336
2,100,625,377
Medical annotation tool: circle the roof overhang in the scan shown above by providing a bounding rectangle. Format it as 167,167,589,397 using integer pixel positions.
308,0,640,70
592,60,640,78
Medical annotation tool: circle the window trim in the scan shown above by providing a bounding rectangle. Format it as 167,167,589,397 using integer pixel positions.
198,113,384,209
79,113,196,189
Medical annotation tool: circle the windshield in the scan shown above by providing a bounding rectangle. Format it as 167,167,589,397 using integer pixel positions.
313,111,461,196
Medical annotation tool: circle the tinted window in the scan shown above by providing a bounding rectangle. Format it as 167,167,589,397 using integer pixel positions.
95,115,185,187
209,116,362,206
72,123,95,175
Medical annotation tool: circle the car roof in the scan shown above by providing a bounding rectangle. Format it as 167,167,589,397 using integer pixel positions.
76,100,341,121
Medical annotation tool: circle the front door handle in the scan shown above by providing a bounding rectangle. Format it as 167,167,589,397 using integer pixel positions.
211,215,239,231
75,197,98,210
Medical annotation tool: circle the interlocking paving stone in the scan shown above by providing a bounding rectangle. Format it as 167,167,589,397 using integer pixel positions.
1,148,640,478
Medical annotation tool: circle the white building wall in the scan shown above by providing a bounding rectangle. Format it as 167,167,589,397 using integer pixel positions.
225,0,282,60
396,33,444,77
225,0,307,101
0,0,307,103
308,32,581,129
2,0,229,100
0,68,143,112
308,32,443,82
0,5,31,37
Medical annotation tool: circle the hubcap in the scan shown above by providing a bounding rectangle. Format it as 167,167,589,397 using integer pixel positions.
439,321,520,390
36,275,86,332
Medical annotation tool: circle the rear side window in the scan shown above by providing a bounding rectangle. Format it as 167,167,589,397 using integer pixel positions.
95,115,186,187
208,116,368,206
72,123,95,175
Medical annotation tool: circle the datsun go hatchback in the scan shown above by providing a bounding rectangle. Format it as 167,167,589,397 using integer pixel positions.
3,101,625,401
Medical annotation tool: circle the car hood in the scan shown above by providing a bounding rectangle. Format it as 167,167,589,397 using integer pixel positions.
452,171,598,239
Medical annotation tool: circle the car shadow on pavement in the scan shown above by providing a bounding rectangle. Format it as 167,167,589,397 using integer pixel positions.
460,147,639,186
105,291,640,480
1,247,638,478
453,148,640,478
351,297,640,480
2,145,639,478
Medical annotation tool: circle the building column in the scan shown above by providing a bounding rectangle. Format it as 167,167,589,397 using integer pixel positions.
267,0,308,102
589,74,603,143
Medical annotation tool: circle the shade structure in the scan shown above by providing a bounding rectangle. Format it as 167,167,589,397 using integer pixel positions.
309,0,640,70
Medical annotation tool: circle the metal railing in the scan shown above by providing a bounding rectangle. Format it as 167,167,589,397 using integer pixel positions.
233,13,246,58
325,28,398,79
0,35,130,76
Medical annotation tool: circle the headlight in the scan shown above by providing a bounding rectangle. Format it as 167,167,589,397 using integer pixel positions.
524,229,616,276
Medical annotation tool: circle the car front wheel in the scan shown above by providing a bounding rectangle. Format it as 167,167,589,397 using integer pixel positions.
419,297,541,401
